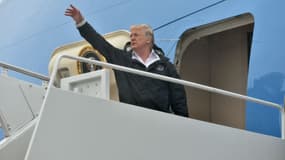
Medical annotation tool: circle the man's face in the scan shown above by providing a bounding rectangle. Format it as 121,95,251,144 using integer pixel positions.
130,27,150,51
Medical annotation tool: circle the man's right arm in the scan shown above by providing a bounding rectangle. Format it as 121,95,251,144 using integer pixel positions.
77,21,118,63
65,4,122,63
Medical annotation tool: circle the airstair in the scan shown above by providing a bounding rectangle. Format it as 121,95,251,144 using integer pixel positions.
0,54,285,160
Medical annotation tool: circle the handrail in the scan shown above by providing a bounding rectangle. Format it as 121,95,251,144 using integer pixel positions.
0,61,50,81
0,62,49,138
280,107,285,139
26,53,284,155
53,54,283,110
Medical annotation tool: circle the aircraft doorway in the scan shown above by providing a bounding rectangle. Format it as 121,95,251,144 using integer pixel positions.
175,14,254,129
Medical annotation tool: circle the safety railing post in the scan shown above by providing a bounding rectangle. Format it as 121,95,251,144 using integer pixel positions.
280,97,285,140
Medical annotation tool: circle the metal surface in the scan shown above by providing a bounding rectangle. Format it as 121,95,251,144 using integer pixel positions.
61,69,110,99
281,98,285,140
281,108,285,140
24,54,285,160
0,75,46,160
0,76,34,135
0,75,45,138
0,119,36,160
25,87,285,160
18,83,46,117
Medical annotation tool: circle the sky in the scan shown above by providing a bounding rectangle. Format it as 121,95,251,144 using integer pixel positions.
0,0,199,83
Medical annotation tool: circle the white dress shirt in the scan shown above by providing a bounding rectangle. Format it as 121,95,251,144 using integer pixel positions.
132,49,160,68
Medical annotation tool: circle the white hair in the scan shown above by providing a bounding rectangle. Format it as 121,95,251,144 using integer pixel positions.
130,24,154,47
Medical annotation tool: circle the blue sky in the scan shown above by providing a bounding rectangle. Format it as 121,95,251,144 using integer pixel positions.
0,0,219,83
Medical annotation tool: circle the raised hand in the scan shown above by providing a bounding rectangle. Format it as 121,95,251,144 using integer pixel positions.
64,4,84,24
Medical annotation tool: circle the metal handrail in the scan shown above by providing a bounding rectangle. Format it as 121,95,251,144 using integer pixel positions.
37,54,285,139
0,61,50,81
26,53,284,153
54,55,283,109
0,61,49,137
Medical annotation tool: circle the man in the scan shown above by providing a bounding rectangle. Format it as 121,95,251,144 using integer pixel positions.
65,5,188,117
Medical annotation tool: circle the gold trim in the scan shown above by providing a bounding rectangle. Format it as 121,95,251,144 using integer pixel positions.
77,46,107,74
